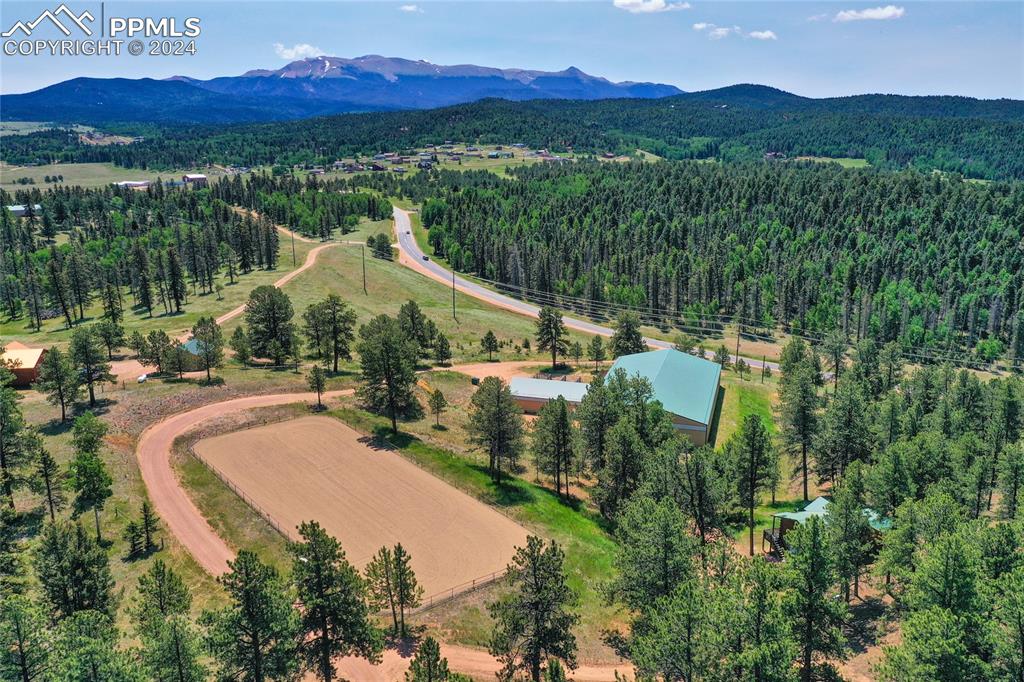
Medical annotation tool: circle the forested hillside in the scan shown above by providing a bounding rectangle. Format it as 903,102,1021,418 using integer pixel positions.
362,162,1024,362
6,89,1023,179
0,174,387,330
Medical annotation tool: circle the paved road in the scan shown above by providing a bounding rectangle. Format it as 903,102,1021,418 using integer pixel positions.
393,207,781,372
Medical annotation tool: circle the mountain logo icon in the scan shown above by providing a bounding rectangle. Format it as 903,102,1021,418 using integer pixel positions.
2,4,95,38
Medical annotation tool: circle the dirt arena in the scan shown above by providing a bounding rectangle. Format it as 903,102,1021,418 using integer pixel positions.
192,416,530,597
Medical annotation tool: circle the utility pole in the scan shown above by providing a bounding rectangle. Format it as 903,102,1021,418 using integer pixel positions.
761,355,767,383
451,269,457,321
735,322,742,370
290,228,296,268
361,245,367,295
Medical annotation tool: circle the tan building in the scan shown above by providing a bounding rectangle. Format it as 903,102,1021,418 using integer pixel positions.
2,341,46,387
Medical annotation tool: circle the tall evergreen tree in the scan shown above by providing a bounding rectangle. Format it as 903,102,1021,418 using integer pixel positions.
489,536,579,682
356,314,422,434
290,521,382,681
535,306,569,369
36,346,82,422
202,550,300,682
467,376,526,484
532,396,576,498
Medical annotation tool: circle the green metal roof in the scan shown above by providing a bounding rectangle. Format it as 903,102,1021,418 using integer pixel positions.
607,349,722,426
774,496,891,532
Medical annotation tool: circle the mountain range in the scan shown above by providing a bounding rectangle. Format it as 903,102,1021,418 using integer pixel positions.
0,55,683,124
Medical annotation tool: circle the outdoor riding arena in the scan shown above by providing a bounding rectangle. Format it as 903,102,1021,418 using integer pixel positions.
192,416,530,602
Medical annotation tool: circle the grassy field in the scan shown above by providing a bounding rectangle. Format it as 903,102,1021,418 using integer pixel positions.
227,231,594,366
793,156,871,169
0,161,224,189
0,121,95,136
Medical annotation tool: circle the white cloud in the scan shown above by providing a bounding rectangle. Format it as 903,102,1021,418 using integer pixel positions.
273,42,322,60
614,0,691,14
398,4,423,13
807,13,829,22
834,5,905,22
693,23,777,41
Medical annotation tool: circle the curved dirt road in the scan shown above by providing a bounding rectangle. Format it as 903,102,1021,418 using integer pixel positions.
136,390,350,575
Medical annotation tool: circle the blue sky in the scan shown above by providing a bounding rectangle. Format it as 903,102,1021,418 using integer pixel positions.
1,1,1021,98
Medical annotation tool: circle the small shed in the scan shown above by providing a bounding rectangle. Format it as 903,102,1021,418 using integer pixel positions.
509,377,589,414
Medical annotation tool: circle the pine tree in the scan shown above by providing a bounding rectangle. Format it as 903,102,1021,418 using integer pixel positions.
781,359,819,502
481,330,499,362
815,377,872,485
356,315,422,433
321,295,357,372
290,521,382,681
532,396,576,498
94,318,125,360
467,376,525,484
586,335,606,370
24,429,64,521
392,543,423,638
784,516,846,682
69,325,114,407
536,306,569,369
0,368,25,509
0,594,50,682
49,611,144,682
434,332,452,366
365,546,399,635
68,413,112,542
33,521,115,619
429,389,447,427
489,536,579,682
406,636,452,682
610,312,645,358
307,365,327,409
36,346,82,422
190,316,224,383
730,415,776,556
230,326,252,367
1000,443,1024,519
140,501,159,552
244,285,295,364
201,550,300,682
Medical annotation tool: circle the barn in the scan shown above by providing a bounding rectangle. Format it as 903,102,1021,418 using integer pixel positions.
606,348,722,446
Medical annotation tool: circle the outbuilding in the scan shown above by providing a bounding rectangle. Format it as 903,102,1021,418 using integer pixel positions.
1,341,46,387
606,348,721,445
509,377,589,414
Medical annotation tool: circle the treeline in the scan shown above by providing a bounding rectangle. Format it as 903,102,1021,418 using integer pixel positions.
208,172,391,239
405,160,1024,362
5,92,1024,179
0,173,385,329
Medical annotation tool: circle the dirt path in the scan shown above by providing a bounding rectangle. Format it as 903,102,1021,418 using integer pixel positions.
439,360,545,382
135,390,350,575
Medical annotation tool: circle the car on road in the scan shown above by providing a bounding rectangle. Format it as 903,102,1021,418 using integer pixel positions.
422,255,430,261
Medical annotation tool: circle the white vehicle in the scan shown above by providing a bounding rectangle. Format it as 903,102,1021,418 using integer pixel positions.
137,374,148,383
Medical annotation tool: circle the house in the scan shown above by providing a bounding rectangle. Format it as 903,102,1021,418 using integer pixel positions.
5,204,42,218
392,166,407,174
182,173,208,188
1,342,46,387
417,161,433,170
607,348,722,445
763,496,890,556
509,377,589,414
115,180,150,189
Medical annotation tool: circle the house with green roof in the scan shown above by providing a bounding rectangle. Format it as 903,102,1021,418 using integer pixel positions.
606,348,722,446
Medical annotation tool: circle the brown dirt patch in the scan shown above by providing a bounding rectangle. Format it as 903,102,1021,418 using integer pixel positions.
192,416,530,597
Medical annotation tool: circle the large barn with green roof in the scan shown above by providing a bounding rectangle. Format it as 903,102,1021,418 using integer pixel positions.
606,348,722,445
